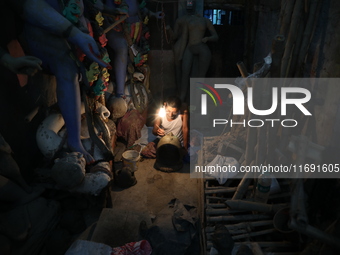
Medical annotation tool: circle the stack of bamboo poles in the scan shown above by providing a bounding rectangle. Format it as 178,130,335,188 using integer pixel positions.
203,177,294,254
228,0,324,203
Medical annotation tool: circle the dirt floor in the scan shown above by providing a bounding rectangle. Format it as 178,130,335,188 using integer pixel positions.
80,158,202,249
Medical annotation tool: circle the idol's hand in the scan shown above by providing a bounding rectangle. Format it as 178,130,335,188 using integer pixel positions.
1,54,42,75
68,27,111,69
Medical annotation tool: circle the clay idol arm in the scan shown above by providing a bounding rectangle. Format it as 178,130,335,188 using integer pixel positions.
19,0,109,67
202,18,219,43
0,50,42,75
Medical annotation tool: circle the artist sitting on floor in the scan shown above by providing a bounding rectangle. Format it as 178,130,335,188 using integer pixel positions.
151,96,189,155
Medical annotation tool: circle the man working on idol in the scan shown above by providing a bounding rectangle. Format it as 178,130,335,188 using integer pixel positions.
152,96,189,153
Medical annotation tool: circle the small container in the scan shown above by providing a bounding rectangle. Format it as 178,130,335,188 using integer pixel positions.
254,172,272,204
122,150,140,172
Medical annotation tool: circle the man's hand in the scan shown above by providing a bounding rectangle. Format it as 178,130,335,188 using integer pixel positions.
156,127,165,136
1,54,42,75
141,142,156,158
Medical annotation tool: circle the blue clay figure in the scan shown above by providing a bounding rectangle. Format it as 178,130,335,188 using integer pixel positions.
22,0,110,163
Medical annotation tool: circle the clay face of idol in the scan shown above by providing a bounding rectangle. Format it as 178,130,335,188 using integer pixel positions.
95,12,104,26
99,34,108,47
63,0,81,24
102,68,110,82
86,62,100,83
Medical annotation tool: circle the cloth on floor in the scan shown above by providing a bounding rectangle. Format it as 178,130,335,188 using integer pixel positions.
65,239,152,255
116,110,145,148
112,240,152,255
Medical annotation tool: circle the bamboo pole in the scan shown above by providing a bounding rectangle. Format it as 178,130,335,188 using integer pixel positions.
295,0,320,77
206,208,249,215
206,228,277,241
232,228,277,240
255,79,269,167
205,186,254,195
232,172,254,200
226,200,288,213
279,0,297,38
287,16,304,77
267,35,286,164
245,78,259,165
207,241,294,250
205,220,273,233
237,61,249,80
207,214,271,222
270,35,285,78
206,229,248,240
206,203,228,208
206,196,228,201
280,0,304,78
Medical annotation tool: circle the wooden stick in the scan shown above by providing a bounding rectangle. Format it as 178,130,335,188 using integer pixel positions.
237,61,249,79
103,15,128,34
